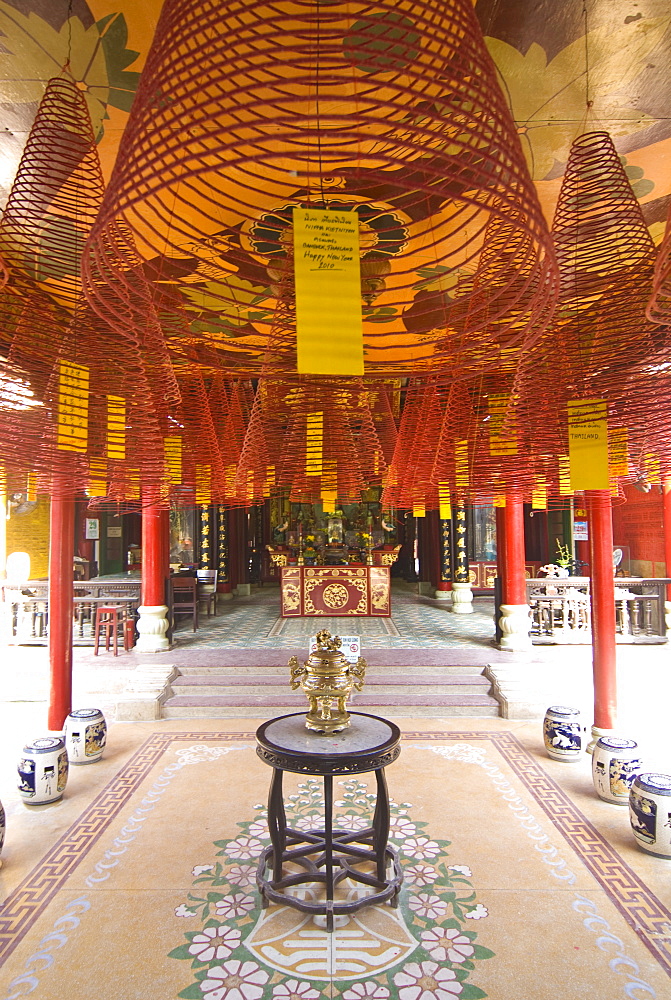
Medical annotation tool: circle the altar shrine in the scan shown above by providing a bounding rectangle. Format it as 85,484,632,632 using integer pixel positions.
280,566,391,617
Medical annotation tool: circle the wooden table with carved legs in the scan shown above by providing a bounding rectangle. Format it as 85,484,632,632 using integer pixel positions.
255,712,402,932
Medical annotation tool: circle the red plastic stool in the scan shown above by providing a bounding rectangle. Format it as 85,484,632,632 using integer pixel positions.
94,605,127,656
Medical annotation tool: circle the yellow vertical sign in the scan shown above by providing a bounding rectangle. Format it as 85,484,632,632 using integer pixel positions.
438,483,451,520
196,464,211,504
558,455,573,495
165,437,183,484
321,458,337,512
107,396,126,460
567,399,609,490
57,361,89,452
294,208,363,375
532,481,548,509
455,440,469,494
87,458,107,497
488,394,517,456
305,411,323,475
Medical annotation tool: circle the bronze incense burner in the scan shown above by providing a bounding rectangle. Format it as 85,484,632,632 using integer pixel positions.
288,629,367,734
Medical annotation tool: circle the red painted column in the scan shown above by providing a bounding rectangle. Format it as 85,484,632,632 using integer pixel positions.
663,480,671,601
502,495,526,605
142,496,166,608
495,505,507,581
497,495,531,650
587,490,617,734
48,493,75,730
135,489,170,653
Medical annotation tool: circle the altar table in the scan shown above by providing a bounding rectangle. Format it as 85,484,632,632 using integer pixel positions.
280,566,391,617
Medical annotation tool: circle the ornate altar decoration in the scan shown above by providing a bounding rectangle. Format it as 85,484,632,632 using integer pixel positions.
267,497,399,573
281,566,391,617
288,629,367,734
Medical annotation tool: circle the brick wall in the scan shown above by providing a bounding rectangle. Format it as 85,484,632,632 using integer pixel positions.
6,494,50,579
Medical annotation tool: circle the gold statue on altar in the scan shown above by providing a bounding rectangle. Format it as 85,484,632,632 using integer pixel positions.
288,630,367,734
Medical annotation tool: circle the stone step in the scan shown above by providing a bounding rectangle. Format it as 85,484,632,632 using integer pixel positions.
161,664,500,718
162,694,500,719
170,680,490,698
174,663,488,676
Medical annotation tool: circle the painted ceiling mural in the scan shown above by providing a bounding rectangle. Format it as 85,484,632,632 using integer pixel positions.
0,0,670,502
1,0,669,221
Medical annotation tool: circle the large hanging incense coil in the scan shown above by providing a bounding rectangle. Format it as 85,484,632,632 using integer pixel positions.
234,376,387,506
0,76,183,498
514,131,662,476
84,0,557,379
0,77,105,345
647,200,671,325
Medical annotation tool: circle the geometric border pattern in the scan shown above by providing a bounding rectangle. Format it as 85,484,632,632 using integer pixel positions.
1,730,670,979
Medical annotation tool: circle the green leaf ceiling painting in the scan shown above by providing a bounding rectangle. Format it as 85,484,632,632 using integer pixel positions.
1,0,669,237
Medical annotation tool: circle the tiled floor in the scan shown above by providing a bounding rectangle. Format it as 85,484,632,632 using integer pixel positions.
0,719,670,999
172,585,497,649
1,586,670,998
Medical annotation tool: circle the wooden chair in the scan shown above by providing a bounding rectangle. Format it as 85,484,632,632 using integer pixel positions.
171,576,199,631
196,569,218,616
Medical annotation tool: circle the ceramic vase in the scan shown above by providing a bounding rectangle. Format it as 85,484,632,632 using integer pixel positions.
629,773,671,858
543,705,582,761
64,708,107,764
591,737,642,804
18,737,69,805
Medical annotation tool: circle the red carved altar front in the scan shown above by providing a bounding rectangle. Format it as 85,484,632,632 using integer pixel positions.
280,567,391,617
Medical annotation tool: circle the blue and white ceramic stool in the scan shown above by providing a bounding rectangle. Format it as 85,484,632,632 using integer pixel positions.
18,737,69,805
591,736,642,804
629,773,671,858
64,708,107,764
543,705,583,761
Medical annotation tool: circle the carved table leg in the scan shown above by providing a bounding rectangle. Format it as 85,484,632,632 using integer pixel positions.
267,767,286,884
373,768,391,883
323,773,334,932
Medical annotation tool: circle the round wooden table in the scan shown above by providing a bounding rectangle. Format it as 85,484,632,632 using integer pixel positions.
255,711,402,931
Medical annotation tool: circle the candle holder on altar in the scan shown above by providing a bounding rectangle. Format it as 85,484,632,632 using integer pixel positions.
288,630,367,734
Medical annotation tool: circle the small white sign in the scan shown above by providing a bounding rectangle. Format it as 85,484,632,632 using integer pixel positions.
309,634,361,663
85,518,100,540
573,521,588,541
107,525,122,538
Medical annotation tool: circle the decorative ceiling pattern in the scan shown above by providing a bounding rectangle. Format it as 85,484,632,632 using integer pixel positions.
0,0,670,505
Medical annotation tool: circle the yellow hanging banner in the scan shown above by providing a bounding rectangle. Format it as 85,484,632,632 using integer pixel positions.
305,411,323,475
558,455,573,496
488,394,517,456
643,452,661,484
196,464,211,504
294,208,363,375
57,361,89,453
107,396,126,460
438,482,451,520
321,458,337,512
165,437,183,485
87,458,107,498
608,428,629,479
531,481,548,510
567,399,609,490
455,440,469,494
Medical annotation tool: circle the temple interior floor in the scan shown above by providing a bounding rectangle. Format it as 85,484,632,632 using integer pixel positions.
0,585,670,997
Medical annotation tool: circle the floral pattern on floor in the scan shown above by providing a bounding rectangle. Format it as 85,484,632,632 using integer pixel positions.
169,778,494,998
